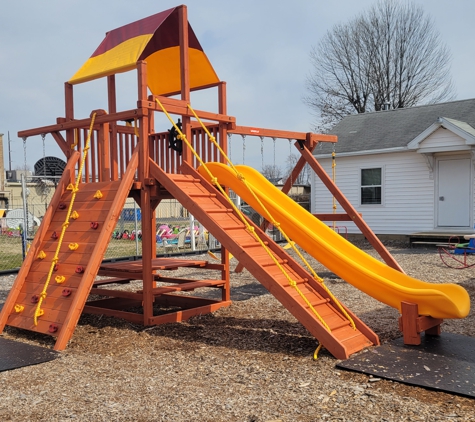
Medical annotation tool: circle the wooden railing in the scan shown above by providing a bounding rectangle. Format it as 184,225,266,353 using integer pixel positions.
71,122,223,182
149,125,223,174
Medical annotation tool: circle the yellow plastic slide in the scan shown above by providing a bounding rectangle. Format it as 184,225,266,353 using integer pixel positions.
199,163,470,320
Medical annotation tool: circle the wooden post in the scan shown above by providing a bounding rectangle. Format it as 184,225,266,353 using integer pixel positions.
64,82,74,161
178,5,192,165
137,61,154,324
399,301,443,345
108,75,119,180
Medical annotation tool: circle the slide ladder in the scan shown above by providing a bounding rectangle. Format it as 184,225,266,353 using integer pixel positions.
0,151,138,350
151,162,379,359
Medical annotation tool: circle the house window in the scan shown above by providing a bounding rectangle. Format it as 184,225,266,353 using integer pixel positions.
361,168,382,205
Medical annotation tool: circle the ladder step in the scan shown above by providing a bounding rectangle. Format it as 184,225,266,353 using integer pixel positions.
189,193,217,198
206,209,233,213
330,319,352,331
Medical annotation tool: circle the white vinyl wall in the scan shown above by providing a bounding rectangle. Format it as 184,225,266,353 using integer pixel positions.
311,150,474,235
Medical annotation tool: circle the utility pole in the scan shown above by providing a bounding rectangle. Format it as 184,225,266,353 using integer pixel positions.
8,131,11,172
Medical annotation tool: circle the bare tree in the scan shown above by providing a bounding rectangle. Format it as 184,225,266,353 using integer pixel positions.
305,0,455,130
284,154,309,185
261,164,282,181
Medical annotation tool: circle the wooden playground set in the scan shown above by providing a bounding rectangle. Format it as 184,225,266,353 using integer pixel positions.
0,6,469,361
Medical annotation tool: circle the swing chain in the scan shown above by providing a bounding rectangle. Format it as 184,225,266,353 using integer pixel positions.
41,133,47,178
260,136,264,171
227,133,232,162
272,137,276,172
242,134,246,165
22,137,28,172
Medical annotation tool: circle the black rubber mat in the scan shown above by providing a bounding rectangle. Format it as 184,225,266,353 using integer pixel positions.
337,333,475,398
0,337,59,372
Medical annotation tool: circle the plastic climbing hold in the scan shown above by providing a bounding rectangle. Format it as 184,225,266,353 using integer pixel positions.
37,250,47,260
58,202,67,210
66,183,74,191
55,275,66,284
93,190,103,199
61,288,72,297
14,304,24,313
31,295,39,304
54,264,59,272
90,221,99,230
48,324,59,333
68,243,79,251
71,210,79,220
75,266,84,274
51,231,58,240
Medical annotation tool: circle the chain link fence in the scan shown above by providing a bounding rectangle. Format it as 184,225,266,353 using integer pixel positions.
0,177,304,272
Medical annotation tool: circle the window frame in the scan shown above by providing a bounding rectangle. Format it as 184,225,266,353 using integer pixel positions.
360,166,383,206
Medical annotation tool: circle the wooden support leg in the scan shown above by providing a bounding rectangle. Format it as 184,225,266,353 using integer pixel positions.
399,301,443,345
400,302,421,345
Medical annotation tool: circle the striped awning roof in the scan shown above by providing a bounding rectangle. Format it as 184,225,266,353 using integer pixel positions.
69,7,219,96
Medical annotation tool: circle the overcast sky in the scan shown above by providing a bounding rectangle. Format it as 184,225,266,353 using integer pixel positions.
1,0,474,172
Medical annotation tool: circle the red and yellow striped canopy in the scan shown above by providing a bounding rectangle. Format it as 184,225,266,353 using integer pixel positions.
69,7,219,95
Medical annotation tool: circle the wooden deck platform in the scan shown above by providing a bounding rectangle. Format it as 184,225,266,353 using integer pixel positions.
409,231,473,247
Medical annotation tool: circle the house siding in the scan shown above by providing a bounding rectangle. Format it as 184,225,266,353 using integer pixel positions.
311,151,437,234
419,127,466,149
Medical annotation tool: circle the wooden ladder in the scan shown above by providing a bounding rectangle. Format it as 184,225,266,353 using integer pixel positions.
151,162,379,359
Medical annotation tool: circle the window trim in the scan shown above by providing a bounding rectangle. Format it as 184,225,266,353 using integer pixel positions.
360,166,384,206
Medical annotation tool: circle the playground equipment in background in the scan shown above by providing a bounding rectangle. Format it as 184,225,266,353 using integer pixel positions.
0,5,469,359
439,235,475,269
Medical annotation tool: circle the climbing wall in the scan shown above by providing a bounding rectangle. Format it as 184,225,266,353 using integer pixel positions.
0,147,138,350
2,181,122,335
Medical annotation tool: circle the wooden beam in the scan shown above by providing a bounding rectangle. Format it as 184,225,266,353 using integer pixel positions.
314,213,362,221
18,109,145,138
145,96,236,127
229,126,337,143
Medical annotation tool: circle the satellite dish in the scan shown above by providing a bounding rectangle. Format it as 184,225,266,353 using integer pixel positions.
34,156,67,181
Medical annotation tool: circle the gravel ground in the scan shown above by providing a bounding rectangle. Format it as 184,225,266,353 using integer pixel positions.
1,242,475,421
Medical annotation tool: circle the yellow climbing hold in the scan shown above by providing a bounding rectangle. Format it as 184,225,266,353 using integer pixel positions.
67,183,74,190
55,275,66,284
71,210,79,220
36,309,44,317
93,190,103,199
37,250,46,260
14,304,24,313
68,243,79,251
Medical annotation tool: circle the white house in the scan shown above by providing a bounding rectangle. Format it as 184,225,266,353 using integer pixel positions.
311,99,475,236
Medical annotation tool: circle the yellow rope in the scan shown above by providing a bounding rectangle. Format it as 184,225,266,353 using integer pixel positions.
34,113,97,325
313,343,323,360
332,150,337,230
185,103,355,331
156,98,351,332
